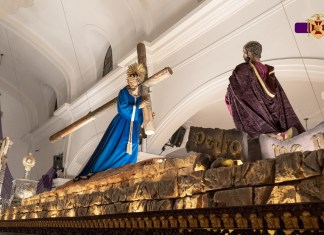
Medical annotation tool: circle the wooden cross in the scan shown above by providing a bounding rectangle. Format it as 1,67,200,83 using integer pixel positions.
50,43,172,143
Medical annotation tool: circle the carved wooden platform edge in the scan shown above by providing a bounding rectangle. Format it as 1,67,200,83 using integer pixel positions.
0,202,323,234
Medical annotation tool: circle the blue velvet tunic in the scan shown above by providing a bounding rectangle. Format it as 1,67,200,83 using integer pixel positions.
77,87,143,177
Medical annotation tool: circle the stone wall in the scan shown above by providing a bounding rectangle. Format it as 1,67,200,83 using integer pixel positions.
1,149,323,221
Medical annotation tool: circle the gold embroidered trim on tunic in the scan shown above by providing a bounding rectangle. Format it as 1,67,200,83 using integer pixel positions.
250,62,275,98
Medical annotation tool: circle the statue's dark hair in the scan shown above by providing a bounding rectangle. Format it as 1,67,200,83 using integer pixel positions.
244,41,262,59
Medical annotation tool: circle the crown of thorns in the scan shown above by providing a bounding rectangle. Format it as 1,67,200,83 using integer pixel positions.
127,63,146,81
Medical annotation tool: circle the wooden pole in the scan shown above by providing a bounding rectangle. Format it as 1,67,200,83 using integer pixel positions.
137,43,155,135
49,98,117,143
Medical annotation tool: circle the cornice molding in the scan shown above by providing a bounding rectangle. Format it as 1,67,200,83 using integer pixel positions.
150,0,255,65
165,0,298,73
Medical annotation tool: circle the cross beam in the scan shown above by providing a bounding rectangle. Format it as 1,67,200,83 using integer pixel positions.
50,43,172,143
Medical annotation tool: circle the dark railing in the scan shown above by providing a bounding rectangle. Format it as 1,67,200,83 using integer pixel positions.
0,202,323,234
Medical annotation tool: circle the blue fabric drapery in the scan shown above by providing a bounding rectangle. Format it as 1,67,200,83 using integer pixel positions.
77,87,143,177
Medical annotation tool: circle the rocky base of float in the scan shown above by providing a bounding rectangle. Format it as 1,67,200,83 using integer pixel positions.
0,124,323,234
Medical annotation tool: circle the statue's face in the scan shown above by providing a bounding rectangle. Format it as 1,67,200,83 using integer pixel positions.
127,76,140,89
243,48,250,62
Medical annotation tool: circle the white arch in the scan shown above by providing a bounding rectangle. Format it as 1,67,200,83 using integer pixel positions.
84,24,112,81
147,58,324,154
65,131,104,176
0,16,72,103
0,76,38,131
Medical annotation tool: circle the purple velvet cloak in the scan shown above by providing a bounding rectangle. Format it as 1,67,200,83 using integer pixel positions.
225,62,305,139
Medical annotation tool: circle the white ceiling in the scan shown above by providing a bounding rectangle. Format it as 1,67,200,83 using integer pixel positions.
0,0,323,179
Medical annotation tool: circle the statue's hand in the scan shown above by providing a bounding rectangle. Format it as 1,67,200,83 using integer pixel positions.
139,99,150,109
